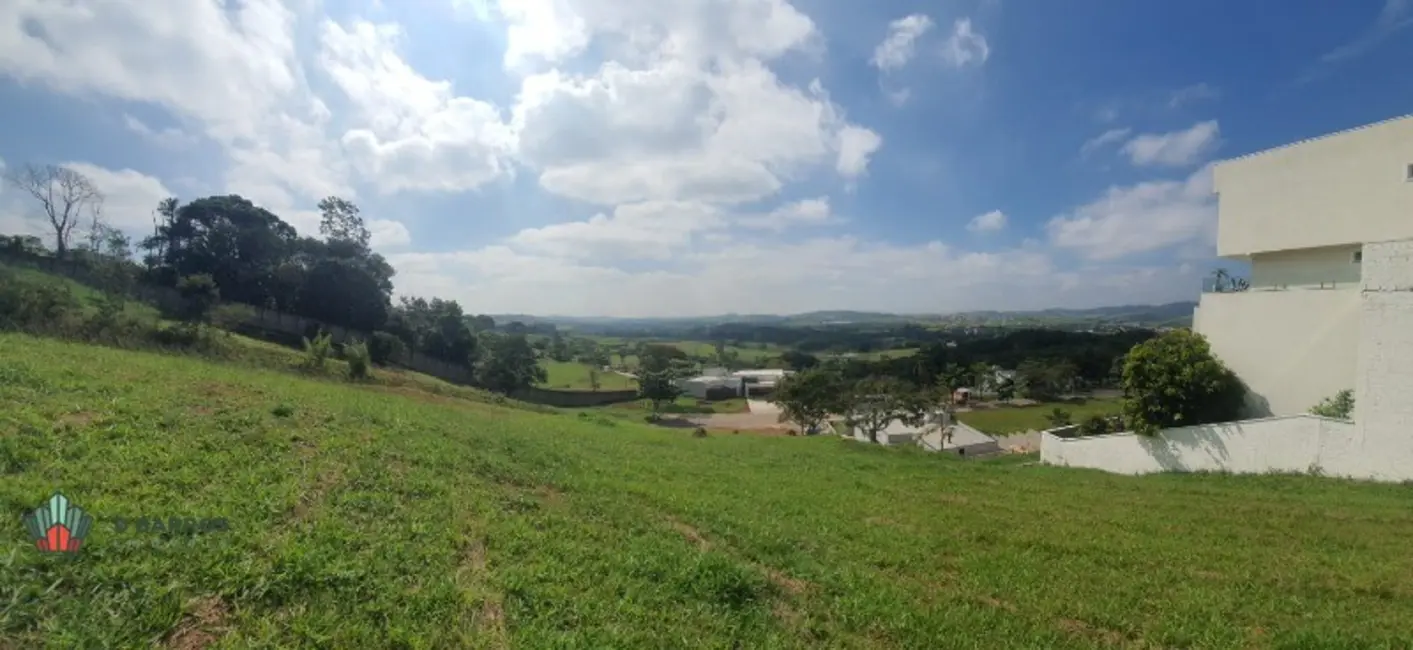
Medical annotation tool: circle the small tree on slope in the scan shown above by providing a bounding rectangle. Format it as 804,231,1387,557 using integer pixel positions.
771,367,844,434
1120,329,1246,436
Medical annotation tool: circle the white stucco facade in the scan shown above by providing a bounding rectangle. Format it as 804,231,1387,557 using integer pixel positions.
1213,114,1413,258
1195,114,1413,418
1192,288,1360,416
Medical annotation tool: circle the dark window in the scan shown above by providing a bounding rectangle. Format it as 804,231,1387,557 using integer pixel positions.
1353,250,1363,264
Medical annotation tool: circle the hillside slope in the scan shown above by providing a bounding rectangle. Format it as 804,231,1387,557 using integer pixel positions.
3,335,1412,648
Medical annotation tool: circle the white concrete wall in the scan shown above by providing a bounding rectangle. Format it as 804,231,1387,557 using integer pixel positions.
1213,114,1413,257
1193,288,1359,416
1040,415,1358,476
1249,245,1361,289
1347,240,1413,481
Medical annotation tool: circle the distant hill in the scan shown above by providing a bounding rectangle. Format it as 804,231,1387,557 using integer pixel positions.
489,301,1196,330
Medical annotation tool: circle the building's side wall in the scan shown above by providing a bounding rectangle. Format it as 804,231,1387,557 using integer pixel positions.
1344,240,1413,481
1249,245,1362,289
1193,289,1360,416
1213,115,1413,257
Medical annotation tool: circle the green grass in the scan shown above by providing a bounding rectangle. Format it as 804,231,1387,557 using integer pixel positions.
827,348,920,361
5,334,1413,648
537,360,636,391
957,398,1126,435
0,261,160,321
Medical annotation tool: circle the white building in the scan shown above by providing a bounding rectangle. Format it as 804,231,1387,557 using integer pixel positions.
1195,113,1413,417
1044,114,1413,482
676,368,793,399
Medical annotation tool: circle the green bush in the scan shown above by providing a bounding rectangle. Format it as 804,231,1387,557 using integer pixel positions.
209,303,255,333
175,274,220,324
301,330,334,371
1309,390,1354,420
345,339,372,381
368,331,406,365
1121,330,1245,435
0,269,81,332
1079,415,1111,437
1044,408,1073,428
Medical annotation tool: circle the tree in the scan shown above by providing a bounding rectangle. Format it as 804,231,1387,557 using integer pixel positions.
1121,330,1246,435
936,363,969,393
317,196,371,250
475,333,546,394
996,376,1016,400
771,367,844,434
176,273,220,325
1016,358,1078,401
780,349,820,371
3,163,103,259
637,350,685,417
968,361,994,396
588,367,602,392
843,376,925,443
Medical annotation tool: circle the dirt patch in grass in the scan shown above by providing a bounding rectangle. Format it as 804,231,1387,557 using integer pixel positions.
1055,617,1129,647
668,518,712,551
289,465,344,523
165,595,230,650
460,537,508,649
54,410,97,429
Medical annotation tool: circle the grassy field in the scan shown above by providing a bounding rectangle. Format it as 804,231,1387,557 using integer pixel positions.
537,360,636,391
5,335,1413,647
957,398,1126,435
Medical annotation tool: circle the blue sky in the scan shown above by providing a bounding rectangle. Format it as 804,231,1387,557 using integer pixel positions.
1,0,1410,317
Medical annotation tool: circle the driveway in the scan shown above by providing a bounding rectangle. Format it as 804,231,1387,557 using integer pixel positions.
746,399,781,416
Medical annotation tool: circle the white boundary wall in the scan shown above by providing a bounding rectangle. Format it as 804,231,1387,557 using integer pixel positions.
1040,415,1358,476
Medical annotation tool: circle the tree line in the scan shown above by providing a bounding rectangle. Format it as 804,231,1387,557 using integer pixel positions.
1,163,549,394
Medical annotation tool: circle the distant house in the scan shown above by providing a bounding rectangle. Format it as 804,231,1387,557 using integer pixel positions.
677,368,793,399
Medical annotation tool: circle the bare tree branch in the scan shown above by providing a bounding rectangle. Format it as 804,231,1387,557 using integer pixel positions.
2,163,104,258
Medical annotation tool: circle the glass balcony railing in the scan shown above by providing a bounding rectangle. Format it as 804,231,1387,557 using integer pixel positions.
1202,277,1355,293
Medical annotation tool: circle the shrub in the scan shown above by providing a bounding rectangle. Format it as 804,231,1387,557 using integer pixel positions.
175,274,220,324
1309,389,1355,420
271,404,295,418
0,269,81,332
368,331,406,365
1121,329,1245,436
301,330,334,371
1079,415,1111,437
344,338,372,381
692,427,708,438
209,303,255,333
1044,408,1073,428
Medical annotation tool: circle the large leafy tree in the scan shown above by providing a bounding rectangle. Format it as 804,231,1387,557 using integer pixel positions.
1121,330,1246,435
638,345,689,416
387,297,479,367
843,376,931,443
771,367,843,434
475,333,546,394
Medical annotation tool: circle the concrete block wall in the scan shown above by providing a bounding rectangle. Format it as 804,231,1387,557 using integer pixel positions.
1347,240,1413,480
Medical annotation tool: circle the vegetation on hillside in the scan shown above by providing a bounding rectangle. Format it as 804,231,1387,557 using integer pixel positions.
4,334,1412,647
